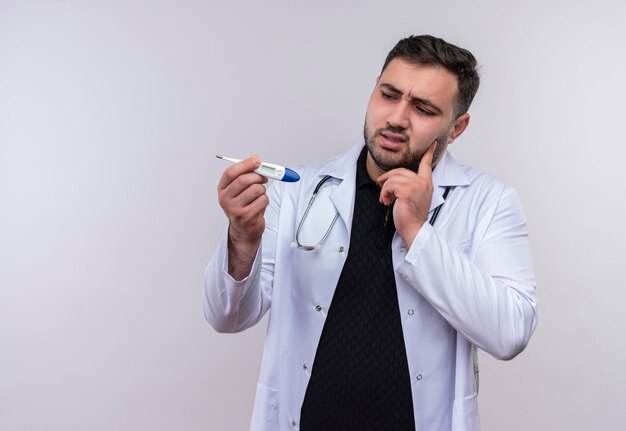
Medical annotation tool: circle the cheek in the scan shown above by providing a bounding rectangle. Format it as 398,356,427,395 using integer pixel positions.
433,144,446,163
410,121,444,145
365,100,389,127
436,129,451,144
423,120,454,143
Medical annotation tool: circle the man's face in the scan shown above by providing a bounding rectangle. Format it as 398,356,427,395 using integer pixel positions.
363,58,469,178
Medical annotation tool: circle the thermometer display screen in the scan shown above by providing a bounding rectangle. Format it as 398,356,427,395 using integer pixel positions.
260,165,276,175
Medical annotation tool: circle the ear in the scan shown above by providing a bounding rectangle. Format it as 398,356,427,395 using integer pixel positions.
447,112,470,144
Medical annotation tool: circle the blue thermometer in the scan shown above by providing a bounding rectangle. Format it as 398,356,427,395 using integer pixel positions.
216,155,300,182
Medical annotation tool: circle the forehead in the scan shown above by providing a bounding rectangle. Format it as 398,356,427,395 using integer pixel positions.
379,58,459,110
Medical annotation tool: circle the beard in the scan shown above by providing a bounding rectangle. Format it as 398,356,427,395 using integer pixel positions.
363,122,447,174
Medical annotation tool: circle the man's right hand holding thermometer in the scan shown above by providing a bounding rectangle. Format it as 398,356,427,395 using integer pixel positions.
217,156,270,281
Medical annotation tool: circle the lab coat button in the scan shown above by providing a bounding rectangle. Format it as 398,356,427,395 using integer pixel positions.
408,309,414,316
416,373,423,381
400,245,406,252
303,364,308,370
338,246,345,252
291,420,297,426
315,305,322,312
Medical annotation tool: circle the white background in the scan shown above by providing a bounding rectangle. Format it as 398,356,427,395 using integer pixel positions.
2,0,625,430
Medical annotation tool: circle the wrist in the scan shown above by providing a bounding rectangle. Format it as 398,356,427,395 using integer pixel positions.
398,223,423,251
227,225,262,281
228,224,262,246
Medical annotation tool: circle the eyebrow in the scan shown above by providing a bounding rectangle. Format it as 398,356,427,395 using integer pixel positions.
379,83,443,115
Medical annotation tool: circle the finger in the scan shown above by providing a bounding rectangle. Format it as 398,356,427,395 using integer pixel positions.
379,177,404,205
379,173,414,203
247,192,270,217
220,170,268,200
376,167,415,186
229,182,267,208
380,186,395,205
218,174,268,215
418,140,437,180
218,155,262,190
230,192,270,225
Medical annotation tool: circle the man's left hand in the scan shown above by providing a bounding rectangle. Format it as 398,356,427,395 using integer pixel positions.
377,141,437,250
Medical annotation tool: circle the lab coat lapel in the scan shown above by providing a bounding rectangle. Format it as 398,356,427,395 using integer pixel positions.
320,143,362,234
329,174,357,235
429,151,470,213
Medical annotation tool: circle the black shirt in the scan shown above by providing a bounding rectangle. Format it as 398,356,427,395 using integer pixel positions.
299,147,415,431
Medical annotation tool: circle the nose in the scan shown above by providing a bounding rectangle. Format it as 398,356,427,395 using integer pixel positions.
387,100,411,129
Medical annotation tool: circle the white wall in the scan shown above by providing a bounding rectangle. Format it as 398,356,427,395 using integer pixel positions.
1,0,625,430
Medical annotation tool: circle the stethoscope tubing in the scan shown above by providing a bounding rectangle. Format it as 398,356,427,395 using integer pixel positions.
294,175,452,251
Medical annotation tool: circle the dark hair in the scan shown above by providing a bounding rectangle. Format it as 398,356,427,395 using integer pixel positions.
381,35,480,116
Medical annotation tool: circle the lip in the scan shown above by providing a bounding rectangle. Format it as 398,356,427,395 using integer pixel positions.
379,133,406,151
381,131,406,141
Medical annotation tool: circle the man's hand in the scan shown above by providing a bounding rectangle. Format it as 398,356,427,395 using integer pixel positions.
217,156,269,280
377,141,437,250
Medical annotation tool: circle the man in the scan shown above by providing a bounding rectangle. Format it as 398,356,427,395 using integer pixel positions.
204,35,537,431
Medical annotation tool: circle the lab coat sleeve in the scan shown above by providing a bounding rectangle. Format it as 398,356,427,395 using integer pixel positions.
397,183,537,360
203,181,281,333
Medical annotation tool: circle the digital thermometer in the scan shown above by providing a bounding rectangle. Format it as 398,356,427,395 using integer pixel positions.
216,155,300,182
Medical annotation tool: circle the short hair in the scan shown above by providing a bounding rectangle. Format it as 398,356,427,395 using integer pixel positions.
381,35,480,116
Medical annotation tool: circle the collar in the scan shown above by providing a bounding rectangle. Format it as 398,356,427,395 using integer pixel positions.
431,150,470,188
429,150,470,211
355,146,376,189
315,141,471,218
318,141,364,181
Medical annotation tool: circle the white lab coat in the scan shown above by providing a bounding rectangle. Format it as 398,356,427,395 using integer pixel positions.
204,142,537,431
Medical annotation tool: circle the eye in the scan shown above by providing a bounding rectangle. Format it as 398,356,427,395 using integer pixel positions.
381,91,397,101
414,105,435,116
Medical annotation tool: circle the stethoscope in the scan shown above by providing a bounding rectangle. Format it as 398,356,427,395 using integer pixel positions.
293,174,451,251
293,175,339,251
